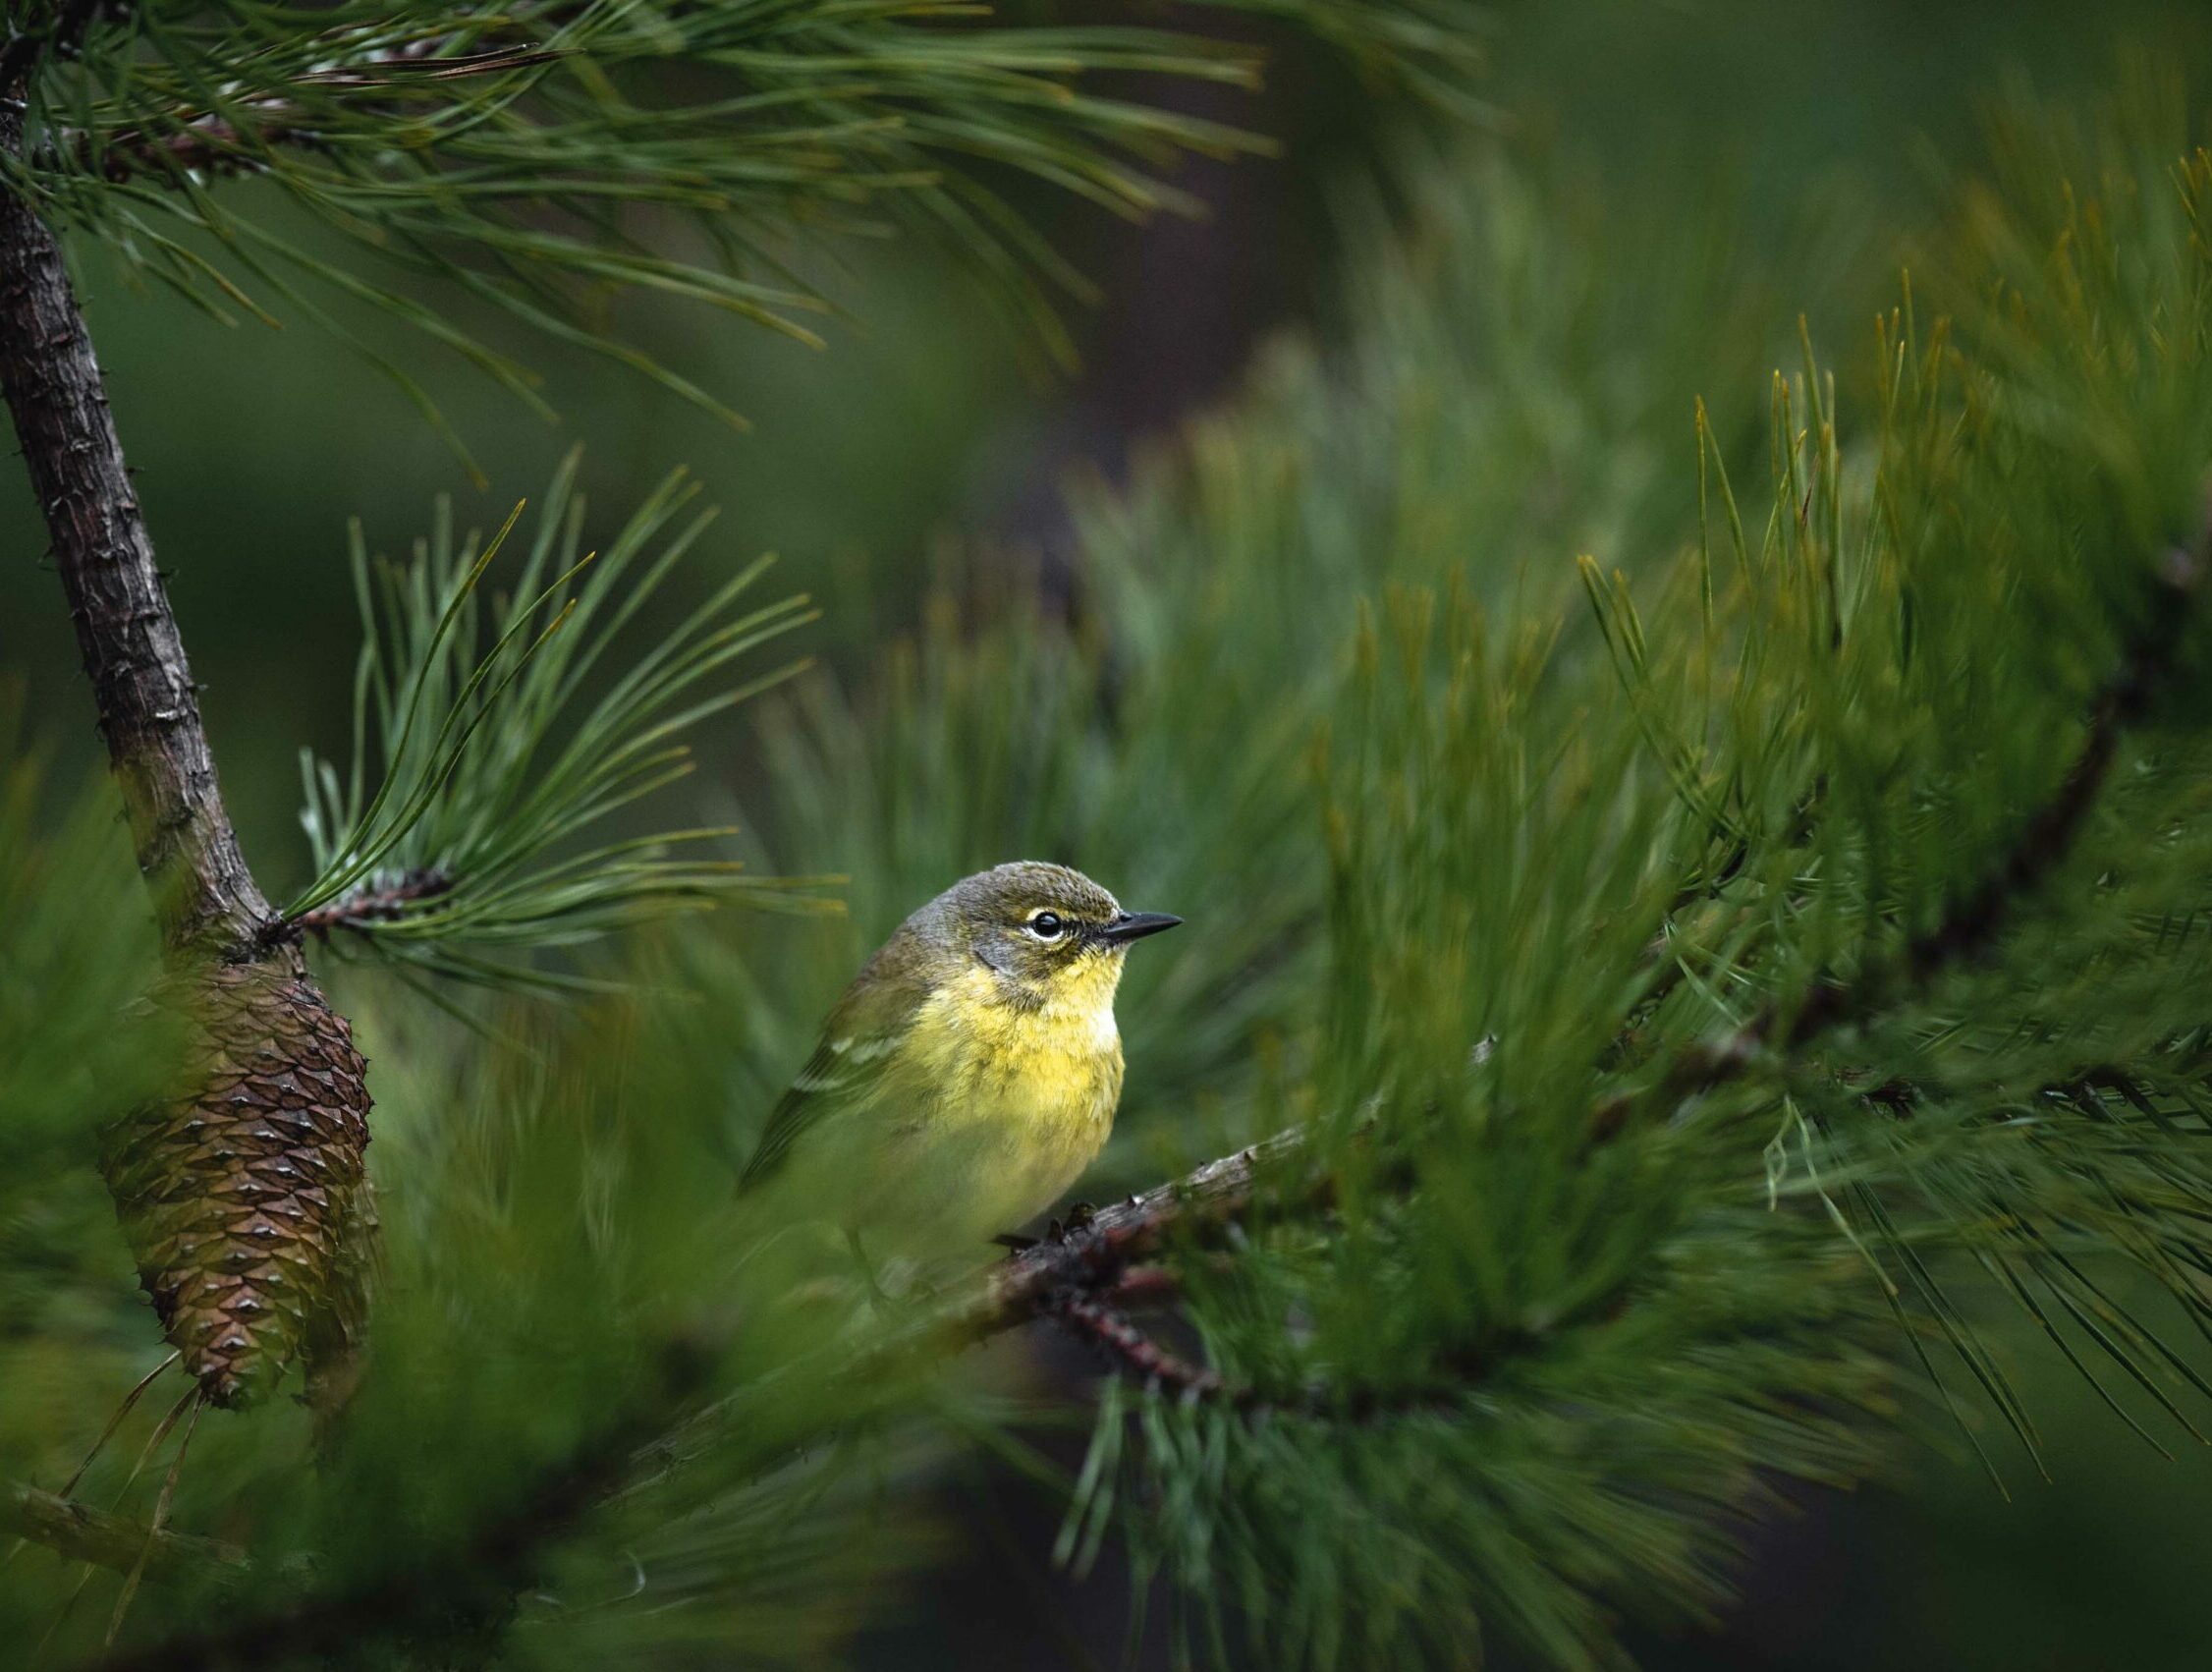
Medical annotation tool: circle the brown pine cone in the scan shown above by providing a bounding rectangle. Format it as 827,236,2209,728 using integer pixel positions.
99,952,375,1410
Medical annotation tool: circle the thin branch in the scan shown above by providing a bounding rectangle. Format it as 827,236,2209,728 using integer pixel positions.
69,44,567,183
1043,1291,1236,1405
79,111,316,181
949,1131,1308,1360
1790,547,2202,1045
0,1482,248,1583
285,868,453,940
1098,1263,1185,1310
0,94,274,951
643,1132,1308,1451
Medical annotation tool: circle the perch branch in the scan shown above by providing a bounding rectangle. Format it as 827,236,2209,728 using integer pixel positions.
945,1130,1307,1360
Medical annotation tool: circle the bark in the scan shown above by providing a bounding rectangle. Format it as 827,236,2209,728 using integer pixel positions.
0,90,377,1409
0,96,273,953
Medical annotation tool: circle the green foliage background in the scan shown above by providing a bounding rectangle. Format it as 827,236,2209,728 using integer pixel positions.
10,1,2212,1668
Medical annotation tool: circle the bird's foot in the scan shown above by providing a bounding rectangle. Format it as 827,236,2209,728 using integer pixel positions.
996,1202,1095,1253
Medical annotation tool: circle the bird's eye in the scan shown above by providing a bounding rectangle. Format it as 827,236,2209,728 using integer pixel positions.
1028,911,1065,939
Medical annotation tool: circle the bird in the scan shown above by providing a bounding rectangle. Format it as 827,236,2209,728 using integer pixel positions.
739,862,1181,1259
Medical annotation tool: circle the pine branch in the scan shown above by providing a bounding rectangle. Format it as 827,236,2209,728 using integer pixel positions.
0,94,273,954
1043,1291,1238,1404
281,459,830,990
0,1480,249,1583
919,521,2212,1409
1590,529,2208,1143
76,113,296,182
65,40,567,183
289,868,454,939
0,1,1489,441
955,1131,1307,1357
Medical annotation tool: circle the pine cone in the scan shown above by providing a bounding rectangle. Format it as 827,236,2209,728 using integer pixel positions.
99,952,374,1410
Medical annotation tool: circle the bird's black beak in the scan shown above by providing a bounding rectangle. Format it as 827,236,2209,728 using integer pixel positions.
1099,911,1182,944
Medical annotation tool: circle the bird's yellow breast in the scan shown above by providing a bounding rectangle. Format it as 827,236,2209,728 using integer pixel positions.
888,957,1126,1241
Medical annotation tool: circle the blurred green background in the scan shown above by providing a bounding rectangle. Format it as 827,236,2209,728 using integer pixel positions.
8,1,2212,1666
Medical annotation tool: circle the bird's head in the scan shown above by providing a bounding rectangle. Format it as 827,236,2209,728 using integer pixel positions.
933,861,1180,1011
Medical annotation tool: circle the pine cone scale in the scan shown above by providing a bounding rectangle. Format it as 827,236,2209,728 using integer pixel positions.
101,955,375,1409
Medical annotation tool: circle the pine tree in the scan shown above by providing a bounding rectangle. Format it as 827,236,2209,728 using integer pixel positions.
5,6,2212,1671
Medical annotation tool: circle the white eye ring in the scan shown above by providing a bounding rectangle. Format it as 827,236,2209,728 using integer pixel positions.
1026,910,1066,940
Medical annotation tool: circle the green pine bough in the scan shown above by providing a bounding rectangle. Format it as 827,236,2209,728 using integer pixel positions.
281,453,833,994
1,0,1486,464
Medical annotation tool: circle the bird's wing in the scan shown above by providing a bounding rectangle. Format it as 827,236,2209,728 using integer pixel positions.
739,942,930,1194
